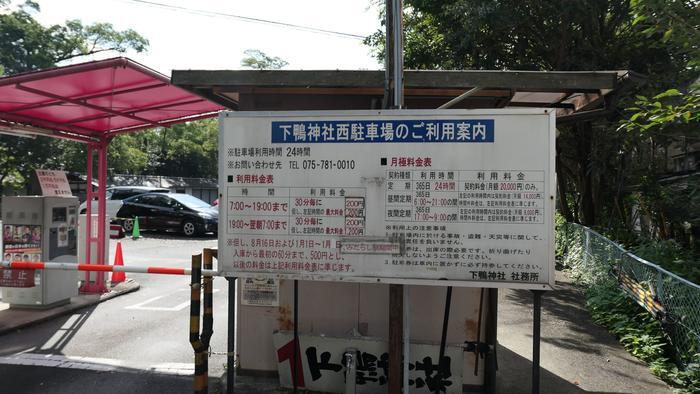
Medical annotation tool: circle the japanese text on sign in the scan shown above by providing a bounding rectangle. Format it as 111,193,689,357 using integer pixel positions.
219,110,555,289
273,332,463,393
35,169,72,196
272,119,494,143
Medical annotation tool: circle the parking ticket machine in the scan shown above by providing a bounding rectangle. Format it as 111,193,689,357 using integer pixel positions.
1,196,79,308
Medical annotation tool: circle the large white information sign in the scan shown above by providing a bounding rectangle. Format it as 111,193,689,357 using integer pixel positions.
219,110,555,289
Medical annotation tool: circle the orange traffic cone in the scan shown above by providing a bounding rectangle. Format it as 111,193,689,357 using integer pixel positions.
111,241,126,284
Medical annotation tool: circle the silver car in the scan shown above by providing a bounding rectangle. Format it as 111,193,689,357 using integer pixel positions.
79,186,169,221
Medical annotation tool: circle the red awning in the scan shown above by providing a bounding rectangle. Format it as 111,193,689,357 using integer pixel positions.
0,57,223,142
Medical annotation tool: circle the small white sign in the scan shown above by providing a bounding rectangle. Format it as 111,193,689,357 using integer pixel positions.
241,277,279,306
35,169,72,197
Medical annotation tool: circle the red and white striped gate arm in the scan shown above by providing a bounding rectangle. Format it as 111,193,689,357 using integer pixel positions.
0,261,220,277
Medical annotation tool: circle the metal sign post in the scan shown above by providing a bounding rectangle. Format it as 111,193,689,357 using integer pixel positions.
386,0,407,391
532,290,544,393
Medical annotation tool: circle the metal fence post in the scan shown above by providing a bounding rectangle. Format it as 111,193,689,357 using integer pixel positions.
201,249,215,391
226,276,236,394
656,270,664,302
583,229,590,266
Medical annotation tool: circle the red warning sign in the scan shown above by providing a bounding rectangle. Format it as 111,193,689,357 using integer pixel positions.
0,268,35,288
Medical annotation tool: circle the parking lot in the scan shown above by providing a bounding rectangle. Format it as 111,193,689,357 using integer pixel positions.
0,233,229,393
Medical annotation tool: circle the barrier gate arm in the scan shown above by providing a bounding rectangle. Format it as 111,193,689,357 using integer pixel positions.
0,260,220,277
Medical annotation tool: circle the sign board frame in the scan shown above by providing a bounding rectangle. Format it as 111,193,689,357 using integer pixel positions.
218,109,555,290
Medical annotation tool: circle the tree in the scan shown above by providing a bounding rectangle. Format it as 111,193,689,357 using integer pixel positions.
0,1,148,75
148,119,218,178
240,49,288,70
365,0,699,250
0,1,148,194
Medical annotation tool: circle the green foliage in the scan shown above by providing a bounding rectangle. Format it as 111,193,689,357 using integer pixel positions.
0,1,148,74
631,239,700,284
0,134,59,194
367,1,699,250
368,0,684,76
554,212,569,262
240,49,288,70
621,89,700,136
0,139,25,190
630,0,700,74
155,119,218,178
51,119,218,179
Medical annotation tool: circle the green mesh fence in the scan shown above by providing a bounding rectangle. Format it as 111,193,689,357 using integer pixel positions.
560,223,700,367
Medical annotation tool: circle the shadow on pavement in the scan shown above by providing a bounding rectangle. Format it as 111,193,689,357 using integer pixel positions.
0,305,96,356
497,273,670,393
503,280,615,356
496,345,625,394
0,364,206,394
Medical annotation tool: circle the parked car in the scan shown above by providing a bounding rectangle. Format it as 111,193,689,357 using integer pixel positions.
79,186,169,220
117,193,218,236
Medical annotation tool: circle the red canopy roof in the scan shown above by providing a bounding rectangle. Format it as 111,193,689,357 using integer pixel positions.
0,57,223,142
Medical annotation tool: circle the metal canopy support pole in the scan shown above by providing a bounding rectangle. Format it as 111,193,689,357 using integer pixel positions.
95,138,108,291
532,290,543,394
436,286,453,393
84,144,93,288
403,285,410,391
293,279,300,393
81,143,106,294
485,289,498,394
226,277,236,393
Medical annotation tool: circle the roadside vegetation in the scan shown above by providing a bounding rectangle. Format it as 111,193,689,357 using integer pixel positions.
368,0,700,388
557,216,700,393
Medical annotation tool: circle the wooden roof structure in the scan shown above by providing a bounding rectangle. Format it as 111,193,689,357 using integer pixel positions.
171,69,642,124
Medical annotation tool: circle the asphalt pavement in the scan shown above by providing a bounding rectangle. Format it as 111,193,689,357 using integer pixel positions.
0,232,226,394
496,271,671,394
0,233,675,393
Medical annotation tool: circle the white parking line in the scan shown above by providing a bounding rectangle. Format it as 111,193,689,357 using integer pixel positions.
125,289,220,311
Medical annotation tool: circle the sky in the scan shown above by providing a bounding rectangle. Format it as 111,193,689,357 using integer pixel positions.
27,0,383,75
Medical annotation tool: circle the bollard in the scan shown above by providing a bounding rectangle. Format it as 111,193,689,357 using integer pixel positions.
190,250,215,394
190,253,207,394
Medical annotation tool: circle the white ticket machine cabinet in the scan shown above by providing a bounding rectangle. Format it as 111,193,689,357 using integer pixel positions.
1,196,79,308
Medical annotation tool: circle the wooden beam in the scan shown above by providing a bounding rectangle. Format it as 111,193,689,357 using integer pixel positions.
389,284,403,393
172,69,624,91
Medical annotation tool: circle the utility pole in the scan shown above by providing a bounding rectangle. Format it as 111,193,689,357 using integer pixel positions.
385,1,406,392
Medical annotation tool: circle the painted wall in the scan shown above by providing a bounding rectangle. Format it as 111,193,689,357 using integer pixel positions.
236,281,487,386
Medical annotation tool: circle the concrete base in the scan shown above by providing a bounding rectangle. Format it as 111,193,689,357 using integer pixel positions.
9,298,70,310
